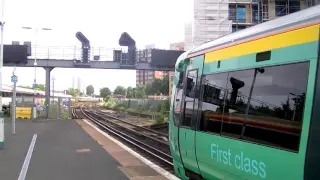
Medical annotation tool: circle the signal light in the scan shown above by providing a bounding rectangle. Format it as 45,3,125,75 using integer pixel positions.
118,32,136,65
75,31,90,63
76,32,90,47
119,32,135,46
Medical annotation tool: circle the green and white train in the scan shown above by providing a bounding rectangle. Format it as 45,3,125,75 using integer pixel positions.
169,5,320,180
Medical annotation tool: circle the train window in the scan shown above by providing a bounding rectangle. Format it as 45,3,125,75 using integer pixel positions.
221,69,255,138
173,72,185,126
173,87,183,126
178,71,184,87
181,69,198,128
199,62,309,152
199,72,229,133
241,62,309,151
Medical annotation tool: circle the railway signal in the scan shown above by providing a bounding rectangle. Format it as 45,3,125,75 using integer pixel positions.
119,32,136,65
75,32,90,63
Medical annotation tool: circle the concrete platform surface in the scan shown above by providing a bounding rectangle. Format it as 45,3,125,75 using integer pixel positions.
75,119,171,180
0,119,129,180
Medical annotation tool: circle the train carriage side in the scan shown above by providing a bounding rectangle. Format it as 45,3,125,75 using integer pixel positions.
193,12,319,180
169,50,192,180
169,5,320,180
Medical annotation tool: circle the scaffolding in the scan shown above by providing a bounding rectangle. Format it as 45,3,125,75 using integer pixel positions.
190,0,232,47
230,0,316,27
305,0,320,7
185,0,319,49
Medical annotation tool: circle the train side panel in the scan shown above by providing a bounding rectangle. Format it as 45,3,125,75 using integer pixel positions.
169,71,189,180
195,24,319,180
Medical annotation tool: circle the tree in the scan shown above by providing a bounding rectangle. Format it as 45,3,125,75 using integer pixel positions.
132,87,137,98
114,86,126,96
160,75,169,95
19,84,46,91
146,84,153,96
135,84,146,99
100,87,112,100
18,85,32,89
126,86,134,98
145,74,170,96
66,88,80,98
35,84,45,91
86,85,94,96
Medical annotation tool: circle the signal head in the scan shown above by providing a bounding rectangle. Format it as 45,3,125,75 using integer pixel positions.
119,32,136,46
76,32,90,45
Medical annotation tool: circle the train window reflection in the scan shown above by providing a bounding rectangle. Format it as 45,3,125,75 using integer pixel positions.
222,69,255,138
173,87,183,126
199,72,229,133
181,70,198,127
198,62,309,152
241,62,309,151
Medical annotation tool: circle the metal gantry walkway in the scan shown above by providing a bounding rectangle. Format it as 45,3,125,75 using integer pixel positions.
3,45,182,119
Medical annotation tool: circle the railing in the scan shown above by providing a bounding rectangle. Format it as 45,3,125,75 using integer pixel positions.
28,45,125,61
26,46,156,65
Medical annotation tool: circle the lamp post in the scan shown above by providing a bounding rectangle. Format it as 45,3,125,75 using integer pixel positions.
0,0,5,149
51,76,55,105
22,27,52,119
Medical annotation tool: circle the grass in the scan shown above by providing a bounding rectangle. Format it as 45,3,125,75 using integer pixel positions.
102,99,170,125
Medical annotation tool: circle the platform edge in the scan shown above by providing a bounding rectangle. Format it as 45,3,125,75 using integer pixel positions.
82,119,180,180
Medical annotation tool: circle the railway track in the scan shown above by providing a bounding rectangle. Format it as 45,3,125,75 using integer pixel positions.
100,107,169,133
96,109,168,138
148,123,169,130
72,107,174,174
102,107,154,119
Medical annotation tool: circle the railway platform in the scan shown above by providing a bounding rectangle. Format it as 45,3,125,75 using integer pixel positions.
0,119,172,180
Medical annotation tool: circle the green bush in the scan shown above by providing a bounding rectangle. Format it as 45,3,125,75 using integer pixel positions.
156,103,162,112
127,108,136,113
155,113,166,124
103,101,117,109
162,100,170,111
137,104,143,113
145,103,151,111
118,106,127,111
39,104,69,119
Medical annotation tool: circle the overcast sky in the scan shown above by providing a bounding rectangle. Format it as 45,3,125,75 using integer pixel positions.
1,0,192,93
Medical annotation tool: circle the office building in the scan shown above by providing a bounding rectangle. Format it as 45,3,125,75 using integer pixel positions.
136,44,169,86
136,70,156,85
72,76,84,93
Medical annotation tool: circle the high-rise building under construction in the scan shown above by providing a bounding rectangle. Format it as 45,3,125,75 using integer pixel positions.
185,0,320,50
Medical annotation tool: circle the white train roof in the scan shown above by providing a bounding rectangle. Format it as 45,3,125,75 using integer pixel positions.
1,84,72,98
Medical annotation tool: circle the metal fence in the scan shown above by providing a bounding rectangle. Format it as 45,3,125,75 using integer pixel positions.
10,96,72,120
116,99,169,112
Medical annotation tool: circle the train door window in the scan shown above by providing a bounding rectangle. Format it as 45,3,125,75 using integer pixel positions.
173,87,183,126
191,75,202,129
240,62,309,151
181,69,198,128
173,72,184,126
221,69,255,138
199,72,229,133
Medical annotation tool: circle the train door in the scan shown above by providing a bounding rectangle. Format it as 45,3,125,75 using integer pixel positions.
179,56,203,176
